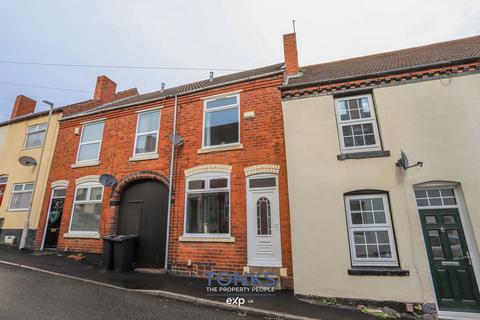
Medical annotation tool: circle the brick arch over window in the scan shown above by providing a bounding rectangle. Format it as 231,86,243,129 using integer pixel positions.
105,171,169,235
110,170,169,205
244,164,280,177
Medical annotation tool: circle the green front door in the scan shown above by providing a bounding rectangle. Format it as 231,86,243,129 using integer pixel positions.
419,208,480,312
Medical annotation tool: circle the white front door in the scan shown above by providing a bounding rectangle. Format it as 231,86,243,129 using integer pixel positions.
247,175,282,267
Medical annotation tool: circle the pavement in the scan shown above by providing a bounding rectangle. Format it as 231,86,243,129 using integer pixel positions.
0,244,388,320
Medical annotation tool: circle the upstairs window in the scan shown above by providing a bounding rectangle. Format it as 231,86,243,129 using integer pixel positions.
345,193,398,266
24,123,47,148
134,109,160,155
184,173,230,236
203,95,240,148
76,121,104,162
335,94,381,153
8,183,34,211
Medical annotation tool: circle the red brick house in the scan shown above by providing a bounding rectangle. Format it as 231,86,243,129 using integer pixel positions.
35,35,297,286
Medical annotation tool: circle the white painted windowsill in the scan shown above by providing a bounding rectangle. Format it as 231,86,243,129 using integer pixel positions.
64,232,100,239
129,153,159,162
179,236,235,243
197,143,243,154
71,160,100,168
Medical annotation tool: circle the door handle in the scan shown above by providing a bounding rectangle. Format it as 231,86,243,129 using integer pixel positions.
464,251,473,266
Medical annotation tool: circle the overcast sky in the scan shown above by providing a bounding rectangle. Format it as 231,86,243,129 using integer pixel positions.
0,0,479,121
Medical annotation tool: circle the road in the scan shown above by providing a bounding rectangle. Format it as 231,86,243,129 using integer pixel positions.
0,263,261,320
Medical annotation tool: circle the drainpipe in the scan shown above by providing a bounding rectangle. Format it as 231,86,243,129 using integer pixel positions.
164,95,178,269
19,101,54,250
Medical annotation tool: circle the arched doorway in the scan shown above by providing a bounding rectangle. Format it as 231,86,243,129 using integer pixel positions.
117,180,168,268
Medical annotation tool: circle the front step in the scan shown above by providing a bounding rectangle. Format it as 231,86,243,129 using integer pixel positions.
243,266,288,290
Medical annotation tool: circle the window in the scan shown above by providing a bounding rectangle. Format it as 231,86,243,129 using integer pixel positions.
24,123,47,148
203,95,240,148
8,183,34,211
0,175,7,206
69,183,103,232
335,94,381,153
257,197,272,235
345,193,398,266
414,188,456,207
76,121,104,162
184,173,230,236
134,110,160,155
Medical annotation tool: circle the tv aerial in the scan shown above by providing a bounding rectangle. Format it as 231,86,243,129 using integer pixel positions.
395,150,423,170
99,174,118,187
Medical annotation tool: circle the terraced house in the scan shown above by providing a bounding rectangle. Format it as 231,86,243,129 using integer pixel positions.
34,39,294,287
281,35,480,319
0,77,137,248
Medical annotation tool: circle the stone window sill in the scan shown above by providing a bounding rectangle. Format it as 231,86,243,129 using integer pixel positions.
64,232,100,239
178,236,235,243
198,143,243,154
129,153,159,162
71,160,100,168
348,267,409,276
337,150,390,160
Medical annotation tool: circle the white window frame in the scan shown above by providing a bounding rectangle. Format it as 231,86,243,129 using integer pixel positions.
345,193,398,266
75,121,105,163
183,172,231,238
202,94,240,149
334,94,381,153
24,123,47,149
68,182,104,234
8,182,34,211
132,109,161,156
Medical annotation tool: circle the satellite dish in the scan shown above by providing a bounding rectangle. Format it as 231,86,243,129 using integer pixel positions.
396,150,409,169
99,174,117,187
170,133,184,146
396,150,423,170
18,156,37,167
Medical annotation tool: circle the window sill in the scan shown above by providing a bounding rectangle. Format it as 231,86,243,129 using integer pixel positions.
179,236,235,243
337,150,390,160
5,209,29,213
348,267,409,276
71,160,100,168
64,232,100,239
22,146,42,151
129,153,159,162
198,143,243,154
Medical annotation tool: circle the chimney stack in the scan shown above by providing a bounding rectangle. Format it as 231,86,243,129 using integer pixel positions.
94,75,117,101
10,95,36,119
283,33,300,76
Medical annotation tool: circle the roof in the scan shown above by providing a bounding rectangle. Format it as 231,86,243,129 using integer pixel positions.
285,35,480,88
63,63,284,120
0,88,138,127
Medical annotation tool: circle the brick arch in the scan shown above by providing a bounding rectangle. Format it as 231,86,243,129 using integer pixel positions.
105,171,170,235
110,170,169,204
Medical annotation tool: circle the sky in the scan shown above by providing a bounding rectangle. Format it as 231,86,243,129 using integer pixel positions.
0,0,479,121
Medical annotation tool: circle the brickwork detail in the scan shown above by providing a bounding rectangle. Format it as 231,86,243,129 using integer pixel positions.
184,164,232,177
244,164,280,176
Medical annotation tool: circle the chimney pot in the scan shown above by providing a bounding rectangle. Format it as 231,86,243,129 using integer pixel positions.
94,75,117,101
283,33,300,76
10,95,36,119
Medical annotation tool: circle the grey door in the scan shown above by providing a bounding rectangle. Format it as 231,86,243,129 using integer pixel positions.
117,180,169,268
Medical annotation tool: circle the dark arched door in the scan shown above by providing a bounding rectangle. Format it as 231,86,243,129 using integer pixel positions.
117,180,168,268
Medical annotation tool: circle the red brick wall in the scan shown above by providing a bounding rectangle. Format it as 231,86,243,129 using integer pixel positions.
35,74,293,281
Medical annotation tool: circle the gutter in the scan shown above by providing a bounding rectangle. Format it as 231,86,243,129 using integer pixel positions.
60,68,284,122
0,108,62,128
280,56,480,91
